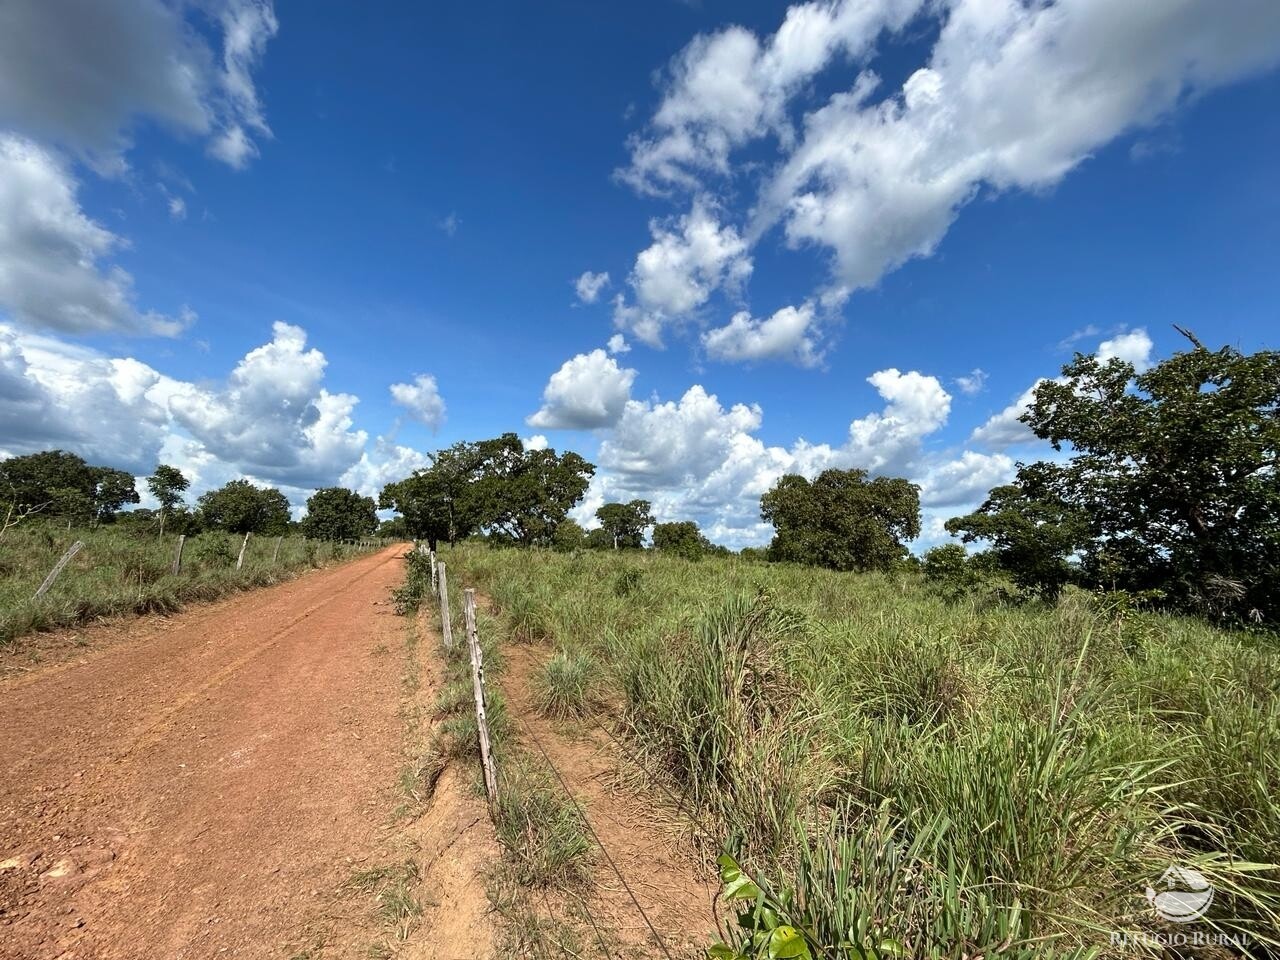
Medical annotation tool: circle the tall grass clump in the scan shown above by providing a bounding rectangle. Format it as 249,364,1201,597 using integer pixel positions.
534,649,601,719
442,542,1280,956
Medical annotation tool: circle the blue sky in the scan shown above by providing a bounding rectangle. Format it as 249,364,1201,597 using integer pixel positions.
1,0,1278,547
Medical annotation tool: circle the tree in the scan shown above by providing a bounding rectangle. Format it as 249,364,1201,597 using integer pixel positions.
760,469,920,571
198,480,291,535
652,520,709,560
0,451,139,526
1,450,95,519
595,500,653,549
945,461,1090,598
584,527,615,550
147,464,190,536
1007,332,1280,620
90,467,140,524
302,487,377,541
380,434,594,548
552,519,587,552
469,436,595,546
378,516,409,539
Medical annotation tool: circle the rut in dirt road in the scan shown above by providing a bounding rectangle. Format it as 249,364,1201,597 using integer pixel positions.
0,545,411,960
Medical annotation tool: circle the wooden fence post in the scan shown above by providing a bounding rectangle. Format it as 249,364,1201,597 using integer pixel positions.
429,550,438,596
438,562,453,649
171,534,186,575
464,588,499,810
33,541,84,600
272,535,283,563
236,532,251,570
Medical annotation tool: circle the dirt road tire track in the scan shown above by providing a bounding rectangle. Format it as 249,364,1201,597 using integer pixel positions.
0,545,412,960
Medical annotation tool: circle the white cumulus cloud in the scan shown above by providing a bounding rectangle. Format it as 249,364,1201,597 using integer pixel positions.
527,349,637,430
580,367,955,548
702,301,822,367
390,374,446,431
618,0,1280,341
0,135,194,336
1098,328,1154,371
574,271,610,304
954,368,986,395
0,0,278,173
613,201,752,347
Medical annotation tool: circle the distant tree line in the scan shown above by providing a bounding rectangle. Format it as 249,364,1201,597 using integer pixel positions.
7,331,1273,623
0,453,376,543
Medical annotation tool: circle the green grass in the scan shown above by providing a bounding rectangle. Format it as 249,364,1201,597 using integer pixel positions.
0,521,383,648
494,757,594,888
347,859,422,942
534,649,601,720
445,542,1280,958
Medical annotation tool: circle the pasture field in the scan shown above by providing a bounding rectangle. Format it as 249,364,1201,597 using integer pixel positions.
443,543,1280,958
0,522,381,648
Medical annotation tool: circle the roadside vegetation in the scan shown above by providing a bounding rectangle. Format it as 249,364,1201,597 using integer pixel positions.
0,523,379,648
0,452,388,648
445,542,1280,957
379,335,1278,958
395,548,598,955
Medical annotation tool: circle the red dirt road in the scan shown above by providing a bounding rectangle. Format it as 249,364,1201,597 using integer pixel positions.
0,545,410,960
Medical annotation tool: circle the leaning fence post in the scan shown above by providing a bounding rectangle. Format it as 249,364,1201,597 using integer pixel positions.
272,535,283,563
171,534,186,575
236,532,251,570
464,588,499,810
438,562,453,649
33,541,84,600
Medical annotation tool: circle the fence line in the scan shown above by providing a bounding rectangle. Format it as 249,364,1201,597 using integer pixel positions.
463,588,499,809
422,554,682,959
171,534,186,575
33,540,84,600
437,561,454,649
19,533,388,602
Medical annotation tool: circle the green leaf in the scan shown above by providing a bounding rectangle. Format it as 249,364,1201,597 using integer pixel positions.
718,853,761,901
707,943,746,960
767,926,812,959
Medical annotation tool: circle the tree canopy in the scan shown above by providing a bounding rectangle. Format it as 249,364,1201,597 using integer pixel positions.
951,334,1280,621
147,465,189,513
761,469,920,571
945,461,1090,598
652,520,711,560
595,500,653,549
146,463,190,536
302,487,377,541
380,434,594,548
0,450,139,524
198,480,291,535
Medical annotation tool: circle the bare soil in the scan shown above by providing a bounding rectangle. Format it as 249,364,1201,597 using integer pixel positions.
499,640,719,959
0,548,717,960
0,546,413,960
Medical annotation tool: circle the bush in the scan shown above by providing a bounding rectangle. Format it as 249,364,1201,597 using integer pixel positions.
192,534,236,568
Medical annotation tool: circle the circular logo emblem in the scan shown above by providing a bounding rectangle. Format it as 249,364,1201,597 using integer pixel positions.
1146,865,1214,922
